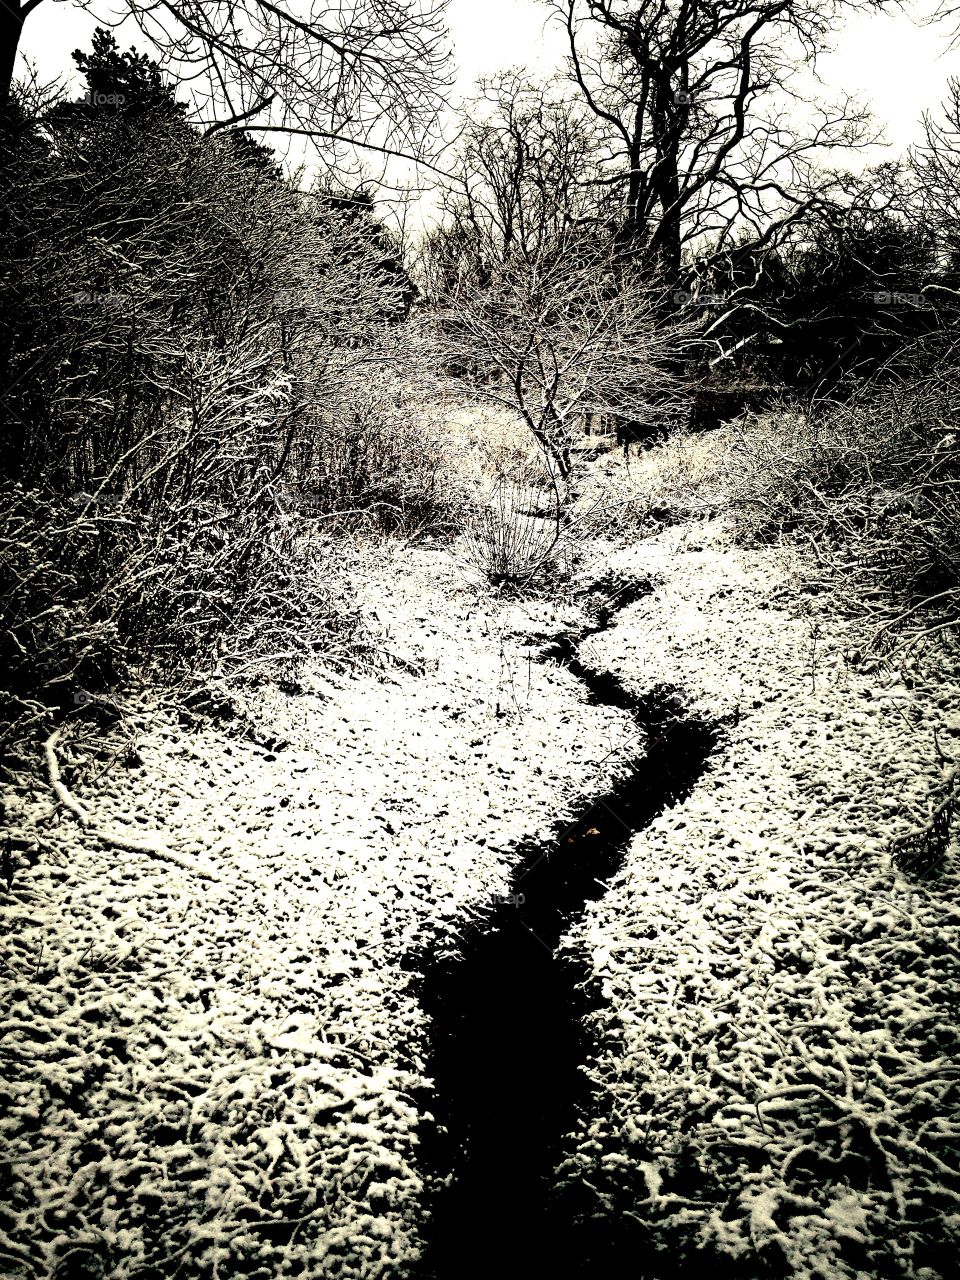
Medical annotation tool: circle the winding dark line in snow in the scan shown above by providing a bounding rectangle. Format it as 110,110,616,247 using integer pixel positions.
413,591,720,1280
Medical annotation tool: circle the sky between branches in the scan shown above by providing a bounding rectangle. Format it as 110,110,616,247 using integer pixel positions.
16,0,960,226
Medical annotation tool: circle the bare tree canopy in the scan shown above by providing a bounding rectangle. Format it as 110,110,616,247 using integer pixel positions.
431,72,608,269
915,76,960,268
546,0,895,284
930,0,960,45
2,0,452,163
428,233,689,479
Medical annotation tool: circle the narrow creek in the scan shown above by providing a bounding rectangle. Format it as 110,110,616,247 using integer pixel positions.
413,585,720,1280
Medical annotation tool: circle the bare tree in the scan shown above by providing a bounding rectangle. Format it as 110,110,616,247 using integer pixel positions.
2,1,450,167
930,1,960,45
685,159,940,379
428,71,610,275
420,77,690,469
914,78,960,276
428,236,689,480
547,0,893,288
10,56,68,116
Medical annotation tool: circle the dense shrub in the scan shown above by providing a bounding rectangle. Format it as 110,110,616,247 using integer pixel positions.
461,477,565,589
727,359,960,649
0,38,456,761
296,376,465,537
0,484,365,753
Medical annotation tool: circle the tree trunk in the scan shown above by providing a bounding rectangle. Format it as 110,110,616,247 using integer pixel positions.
0,4,25,100
655,203,682,295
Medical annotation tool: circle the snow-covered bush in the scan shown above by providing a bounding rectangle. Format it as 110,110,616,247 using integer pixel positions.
727,367,960,651
299,374,466,538
0,75,455,760
576,425,733,542
0,484,364,755
461,476,566,590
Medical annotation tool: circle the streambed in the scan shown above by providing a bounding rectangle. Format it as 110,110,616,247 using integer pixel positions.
415,589,720,1279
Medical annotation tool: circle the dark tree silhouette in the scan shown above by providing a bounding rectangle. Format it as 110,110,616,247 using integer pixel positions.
548,0,894,287
688,166,941,390
61,26,186,118
47,28,281,176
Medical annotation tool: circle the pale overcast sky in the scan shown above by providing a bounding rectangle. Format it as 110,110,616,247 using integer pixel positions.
15,0,960,181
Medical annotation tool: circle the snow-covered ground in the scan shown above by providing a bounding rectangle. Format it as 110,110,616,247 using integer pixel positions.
0,544,631,1280
560,517,960,1279
3,440,959,1279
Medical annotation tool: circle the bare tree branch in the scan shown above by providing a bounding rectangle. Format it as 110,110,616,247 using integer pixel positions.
6,0,452,170
545,0,894,284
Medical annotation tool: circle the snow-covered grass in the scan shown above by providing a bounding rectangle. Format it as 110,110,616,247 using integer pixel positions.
557,515,960,1279
0,543,632,1280
719,385,960,658
4,418,959,1280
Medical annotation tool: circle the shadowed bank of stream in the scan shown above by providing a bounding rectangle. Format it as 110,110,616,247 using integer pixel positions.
413,600,721,1280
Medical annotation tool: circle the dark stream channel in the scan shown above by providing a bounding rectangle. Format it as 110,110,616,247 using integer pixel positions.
413,592,720,1280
